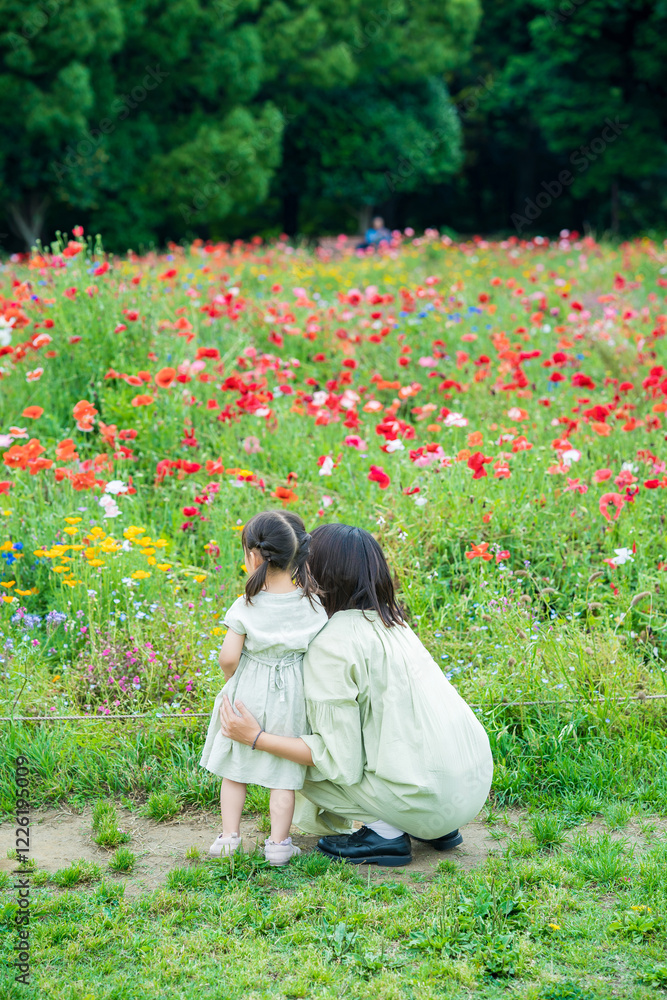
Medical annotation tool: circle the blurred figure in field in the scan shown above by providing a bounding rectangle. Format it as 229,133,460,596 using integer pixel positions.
357,216,391,251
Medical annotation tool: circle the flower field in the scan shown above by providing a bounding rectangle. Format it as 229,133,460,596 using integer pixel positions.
1,228,667,730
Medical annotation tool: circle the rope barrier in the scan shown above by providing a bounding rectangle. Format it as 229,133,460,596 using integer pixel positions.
1,692,666,723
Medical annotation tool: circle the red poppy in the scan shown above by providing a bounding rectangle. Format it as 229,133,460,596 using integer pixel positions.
131,395,155,407
368,465,391,489
572,372,596,390
56,439,78,462
465,542,493,562
22,406,43,419
467,452,492,479
272,486,298,505
73,399,98,431
599,492,626,522
0,482,12,494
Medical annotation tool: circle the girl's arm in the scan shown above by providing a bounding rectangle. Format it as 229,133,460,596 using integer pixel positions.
218,630,246,682
219,695,314,766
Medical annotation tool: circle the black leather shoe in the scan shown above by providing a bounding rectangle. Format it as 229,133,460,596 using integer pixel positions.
317,826,412,867
412,829,463,851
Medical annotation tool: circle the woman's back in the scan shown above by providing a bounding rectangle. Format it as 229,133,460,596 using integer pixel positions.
305,609,490,788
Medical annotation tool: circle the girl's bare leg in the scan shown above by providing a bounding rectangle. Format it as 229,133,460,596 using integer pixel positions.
269,788,295,843
220,778,247,836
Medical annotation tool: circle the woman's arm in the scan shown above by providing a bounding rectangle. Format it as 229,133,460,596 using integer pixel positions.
219,695,314,766
218,630,245,681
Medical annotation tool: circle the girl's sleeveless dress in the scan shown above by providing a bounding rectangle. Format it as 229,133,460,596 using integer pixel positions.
199,588,327,789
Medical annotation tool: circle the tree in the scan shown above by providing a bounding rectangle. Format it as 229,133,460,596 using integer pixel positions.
0,0,285,247
268,0,482,233
443,0,667,236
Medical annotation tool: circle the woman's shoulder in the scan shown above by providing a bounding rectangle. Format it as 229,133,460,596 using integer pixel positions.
307,609,371,648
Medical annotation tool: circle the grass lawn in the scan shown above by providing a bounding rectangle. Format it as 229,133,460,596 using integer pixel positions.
1,715,667,999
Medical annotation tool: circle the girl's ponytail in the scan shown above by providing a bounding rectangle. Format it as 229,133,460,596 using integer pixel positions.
292,530,320,609
245,557,269,602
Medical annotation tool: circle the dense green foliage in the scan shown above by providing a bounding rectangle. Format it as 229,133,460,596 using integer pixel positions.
0,0,479,249
444,0,667,236
3,0,665,248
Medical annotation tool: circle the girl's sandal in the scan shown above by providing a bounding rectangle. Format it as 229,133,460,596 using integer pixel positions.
264,836,302,866
209,832,243,857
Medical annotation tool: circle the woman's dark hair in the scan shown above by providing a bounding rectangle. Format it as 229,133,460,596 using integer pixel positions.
308,523,404,627
242,510,319,606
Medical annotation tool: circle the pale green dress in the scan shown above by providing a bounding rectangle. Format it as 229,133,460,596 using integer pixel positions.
293,610,494,839
199,589,327,789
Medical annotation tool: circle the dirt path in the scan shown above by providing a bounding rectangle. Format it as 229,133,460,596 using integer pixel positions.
2,806,666,894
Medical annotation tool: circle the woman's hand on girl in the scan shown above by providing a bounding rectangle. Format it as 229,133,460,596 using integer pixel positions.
219,695,262,745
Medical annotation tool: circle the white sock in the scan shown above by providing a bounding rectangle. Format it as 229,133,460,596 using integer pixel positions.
367,820,404,840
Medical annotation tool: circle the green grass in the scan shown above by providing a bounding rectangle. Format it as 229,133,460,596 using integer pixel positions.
1,838,665,998
107,847,136,874
2,710,665,821
91,799,131,848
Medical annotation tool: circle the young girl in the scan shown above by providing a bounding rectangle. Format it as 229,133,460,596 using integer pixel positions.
199,510,326,866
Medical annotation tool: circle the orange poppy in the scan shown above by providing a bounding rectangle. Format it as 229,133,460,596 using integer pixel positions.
155,367,176,388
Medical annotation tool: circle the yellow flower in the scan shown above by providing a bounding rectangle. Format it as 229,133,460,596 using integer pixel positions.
69,544,85,552
193,574,206,583
63,527,78,536
124,525,145,540
154,539,168,549
140,547,155,556
15,589,34,596
48,545,70,557
52,566,68,574
87,559,105,567
64,517,82,524
137,536,153,547
548,923,561,931
33,549,47,557
630,905,650,912
52,674,60,682
84,547,98,559
99,539,120,553
0,541,13,552
0,581,16,588
2,510,12,517
131,570,151,580
147,556,156,565
157,564,171,571
89,526,106,539
2,595,15,603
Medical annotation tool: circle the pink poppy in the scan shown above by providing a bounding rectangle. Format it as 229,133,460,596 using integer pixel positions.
599,492,626,522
